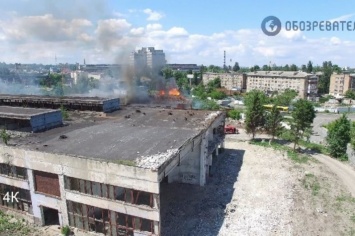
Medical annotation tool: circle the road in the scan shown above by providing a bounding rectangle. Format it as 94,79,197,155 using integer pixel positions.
312,153,355,197
310,113,355,144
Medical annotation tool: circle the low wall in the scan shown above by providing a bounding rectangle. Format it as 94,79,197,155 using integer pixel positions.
346,143,355,165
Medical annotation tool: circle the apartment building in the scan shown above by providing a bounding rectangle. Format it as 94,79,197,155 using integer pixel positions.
246,71,318,99
329,73,355,96
202,72,247,91
130,47,166,73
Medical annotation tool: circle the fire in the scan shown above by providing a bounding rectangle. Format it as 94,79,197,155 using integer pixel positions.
168,88,180,96
159,90,165,96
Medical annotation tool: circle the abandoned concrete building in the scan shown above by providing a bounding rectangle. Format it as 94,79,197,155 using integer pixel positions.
0,98,225,236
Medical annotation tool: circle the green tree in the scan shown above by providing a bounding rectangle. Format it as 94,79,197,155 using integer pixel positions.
244,90,266,139
289,99,316,150
326,114,351,159
209,90,227,100
318,61,333,94
307,61,313,73
265,104,283,143
227,109,242,120
290,64,298,71
301,64,307,72
0,129,10,145
201,99,220,110
274,89,298,106
250,65,260,72
232,62,240,72
350,121,355,149
344,90,355,99
162,68,174,79
207,78,221,89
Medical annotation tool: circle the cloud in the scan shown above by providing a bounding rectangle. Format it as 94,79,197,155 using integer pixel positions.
143,8,164,21
330,36,341,45
146,23,163,31
0,14,93,42
1,11,355,67
329,13,355,23
130,27,145,36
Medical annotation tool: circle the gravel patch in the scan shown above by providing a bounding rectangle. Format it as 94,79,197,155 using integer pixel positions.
160,141,296,236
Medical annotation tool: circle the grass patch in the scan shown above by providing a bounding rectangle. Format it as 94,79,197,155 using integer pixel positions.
299,140,330,155
351,215,355,223
336,194,355,203
0,211,34,235
113,159,136,166
250,140,309,164
302,174,321,196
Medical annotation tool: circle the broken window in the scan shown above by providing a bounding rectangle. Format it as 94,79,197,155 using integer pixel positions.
69,206,156,235
0,163,27,179
0,184,32,213
133,190,153,207
64,177,153,207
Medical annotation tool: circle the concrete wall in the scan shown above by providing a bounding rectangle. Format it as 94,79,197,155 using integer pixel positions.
166,112,225,186
30,111,63,132
102,98,120,113
347,143,355,165
167,137,202,185
0,146,160,229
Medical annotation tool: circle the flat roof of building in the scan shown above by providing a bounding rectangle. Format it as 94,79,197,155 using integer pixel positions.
0,94,116,104
0,106,59,120
9,107,223,169
246,71,315,78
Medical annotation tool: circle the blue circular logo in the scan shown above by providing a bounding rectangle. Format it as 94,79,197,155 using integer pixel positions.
261,16,282,36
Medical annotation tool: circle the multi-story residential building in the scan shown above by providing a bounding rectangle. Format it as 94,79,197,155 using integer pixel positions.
246,71,318,99
329,73,355,96
202,72,247,91
130,47,166,73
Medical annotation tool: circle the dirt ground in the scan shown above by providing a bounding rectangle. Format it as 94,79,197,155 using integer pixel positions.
160,139,355,236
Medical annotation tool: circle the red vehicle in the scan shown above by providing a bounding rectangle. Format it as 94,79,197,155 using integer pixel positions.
224,125,239,134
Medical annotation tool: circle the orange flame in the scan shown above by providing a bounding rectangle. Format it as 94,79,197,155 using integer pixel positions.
159,90,165,96
168,88,180,96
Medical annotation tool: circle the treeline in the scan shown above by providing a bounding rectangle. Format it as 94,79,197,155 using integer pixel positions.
39,73,99,96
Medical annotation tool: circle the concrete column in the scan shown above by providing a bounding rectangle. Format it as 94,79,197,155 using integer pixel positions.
58,174,69,226
199,132,208,186
216,147,219,156
153,194,160,210
154,221,160,236
27,169,42,225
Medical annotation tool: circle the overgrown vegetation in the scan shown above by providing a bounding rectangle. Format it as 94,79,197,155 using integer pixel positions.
227,109,242,120
0,128,10,145
61,225,71,236
302,173,321,196
114,159,136,166
0,211,34,235
250,140,309,164
60,105,69,120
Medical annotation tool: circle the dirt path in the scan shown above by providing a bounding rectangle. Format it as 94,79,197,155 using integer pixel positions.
312,153,355,197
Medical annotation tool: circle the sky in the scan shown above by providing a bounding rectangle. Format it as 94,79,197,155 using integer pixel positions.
0,0,355,67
